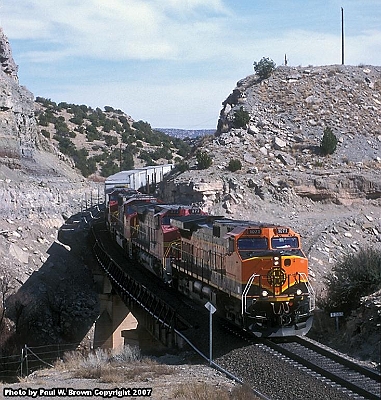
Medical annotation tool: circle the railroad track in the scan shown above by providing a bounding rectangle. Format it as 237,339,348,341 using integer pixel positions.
262,336,381,400
216,322,381,400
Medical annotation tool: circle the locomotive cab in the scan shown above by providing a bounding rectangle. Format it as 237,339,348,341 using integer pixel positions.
229,226,315,337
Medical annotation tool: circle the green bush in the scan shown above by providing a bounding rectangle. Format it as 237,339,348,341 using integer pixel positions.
253,57,276,79
41,129,50,139
196,151,212,170
53,135,76,156
176,160,189,172
104,135,118,147
101,160,119,177
320,127,338,155
120,150,134,170
73,148,97,177
228,158,242,172
323,247,381,313
69,115,84,125
233,107,250,128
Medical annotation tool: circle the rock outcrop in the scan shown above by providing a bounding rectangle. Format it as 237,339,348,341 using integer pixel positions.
163,65,381,210
0,28,39,167
0,28,18,82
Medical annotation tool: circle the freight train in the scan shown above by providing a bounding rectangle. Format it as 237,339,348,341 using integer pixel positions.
105,185,315,337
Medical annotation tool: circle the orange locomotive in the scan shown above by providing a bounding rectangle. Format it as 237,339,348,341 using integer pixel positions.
107,190,315,337
169,216,315,337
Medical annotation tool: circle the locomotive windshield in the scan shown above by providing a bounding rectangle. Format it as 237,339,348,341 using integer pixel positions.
237,237,268,259
271,237,299,249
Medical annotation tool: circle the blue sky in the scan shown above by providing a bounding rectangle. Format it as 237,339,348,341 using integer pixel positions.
1,0,380,129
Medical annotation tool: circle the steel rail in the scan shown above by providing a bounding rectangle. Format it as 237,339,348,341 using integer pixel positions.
263,338,380,400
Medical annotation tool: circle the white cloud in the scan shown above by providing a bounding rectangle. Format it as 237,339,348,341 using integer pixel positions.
346,30,381,65
2,0,381,129
2,0,381,66
1,0,231,62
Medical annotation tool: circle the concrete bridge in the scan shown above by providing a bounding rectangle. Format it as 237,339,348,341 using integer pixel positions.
90,221,187,350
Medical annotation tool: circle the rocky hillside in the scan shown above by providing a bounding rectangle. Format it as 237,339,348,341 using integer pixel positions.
0,28,40,167
34,98,193,178
0,28,101,358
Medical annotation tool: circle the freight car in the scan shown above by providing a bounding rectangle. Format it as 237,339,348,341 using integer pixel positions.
106,188,315,337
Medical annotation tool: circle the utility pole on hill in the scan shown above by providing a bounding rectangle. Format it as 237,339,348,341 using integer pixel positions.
341,7,345,65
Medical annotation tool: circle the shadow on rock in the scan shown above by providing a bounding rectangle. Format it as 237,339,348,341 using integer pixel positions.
4,206,104,357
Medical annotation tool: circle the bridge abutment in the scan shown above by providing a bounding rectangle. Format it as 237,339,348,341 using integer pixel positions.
93,291,138,349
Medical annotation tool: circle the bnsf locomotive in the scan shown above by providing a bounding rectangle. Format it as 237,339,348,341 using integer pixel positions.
105,186,315,337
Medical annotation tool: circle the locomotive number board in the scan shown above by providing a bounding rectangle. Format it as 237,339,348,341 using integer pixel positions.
246,228,261,235
276,228,289,234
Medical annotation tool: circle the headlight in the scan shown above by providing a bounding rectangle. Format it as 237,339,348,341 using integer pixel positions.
296,289,302,295
261,290,268,297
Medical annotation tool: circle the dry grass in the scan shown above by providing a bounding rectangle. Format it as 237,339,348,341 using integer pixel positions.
99,362,173,384
12,347,260,399
173,382,260,400
53,346,173,383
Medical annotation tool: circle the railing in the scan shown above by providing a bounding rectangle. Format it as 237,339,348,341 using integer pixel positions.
299,272,316,311
242,274,260,314
90,225,180,336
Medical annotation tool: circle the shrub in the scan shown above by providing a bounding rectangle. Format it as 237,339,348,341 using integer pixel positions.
104,135,118,147
253,57,276,79
323,247,381,313
41,129,50,139
228,158,242,172
233,107,250,128
196,151,212,169
73,148,97,177
120,150,134,170
320,127,338,155
69,115,84,125
176,160,189,172
101,160,119,177
54,135,76,156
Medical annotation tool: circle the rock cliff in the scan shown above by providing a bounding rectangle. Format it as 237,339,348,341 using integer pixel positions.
0,28,98,353
0,28,39,167
163,65,381,210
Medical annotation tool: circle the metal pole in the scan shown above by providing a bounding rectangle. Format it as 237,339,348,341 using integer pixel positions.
20,347,24,378
205,302,216,366
209,309,213,365
25,345,28,376
341,7,344,65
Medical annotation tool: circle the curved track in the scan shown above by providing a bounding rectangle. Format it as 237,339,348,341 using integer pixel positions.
263,336,380,400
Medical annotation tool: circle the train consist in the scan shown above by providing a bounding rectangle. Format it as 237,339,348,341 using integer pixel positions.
105,185,315,337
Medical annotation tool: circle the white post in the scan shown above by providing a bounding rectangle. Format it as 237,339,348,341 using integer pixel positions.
205,302,216,366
